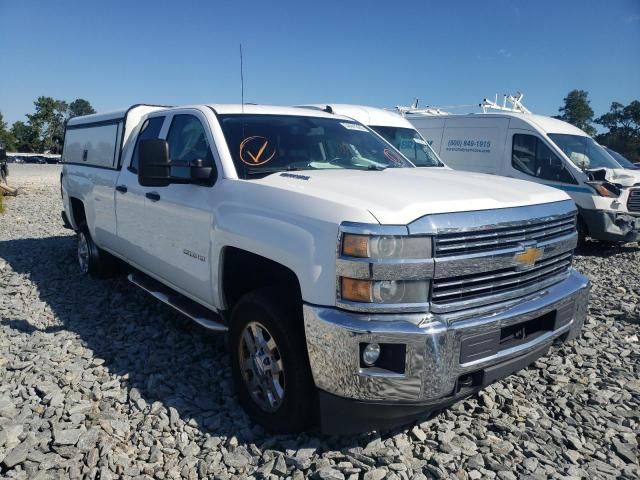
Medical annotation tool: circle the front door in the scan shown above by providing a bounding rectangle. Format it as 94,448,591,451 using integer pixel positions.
115,114,167,268
506,130,580,193
141,111,218,305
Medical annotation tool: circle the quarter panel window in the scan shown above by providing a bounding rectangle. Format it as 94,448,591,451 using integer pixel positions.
166,114,215,179
130,116,165,172
512,134,576,184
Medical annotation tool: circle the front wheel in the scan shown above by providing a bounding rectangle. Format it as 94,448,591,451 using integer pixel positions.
229,288,315,433
576,216,588,248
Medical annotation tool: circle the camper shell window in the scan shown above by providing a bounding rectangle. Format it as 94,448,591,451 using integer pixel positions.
512,134,577,184
63,122,122,169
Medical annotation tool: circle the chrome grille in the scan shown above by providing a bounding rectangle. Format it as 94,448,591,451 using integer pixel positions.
434,214,576,257
432,251,572,305
628,189,640,213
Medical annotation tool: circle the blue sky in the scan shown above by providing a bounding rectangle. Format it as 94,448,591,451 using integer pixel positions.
1,0,638,125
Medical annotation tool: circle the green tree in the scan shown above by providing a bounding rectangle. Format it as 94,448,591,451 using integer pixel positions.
11,121,40,153
67,98,96,119
0,111,17,151
27,96,68,153
595,100,640,163
556,89,596,136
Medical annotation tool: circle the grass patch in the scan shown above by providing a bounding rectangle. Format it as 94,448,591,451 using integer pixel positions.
0,193,4,214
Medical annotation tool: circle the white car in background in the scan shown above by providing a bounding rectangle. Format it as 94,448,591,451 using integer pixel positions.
405,110,640,244
296,104,446,168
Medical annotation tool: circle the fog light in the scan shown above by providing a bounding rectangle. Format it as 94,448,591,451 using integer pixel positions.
362,343,381,366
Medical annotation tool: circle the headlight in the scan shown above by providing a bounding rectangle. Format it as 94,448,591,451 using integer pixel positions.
341,278,430,304
342,234,432,259
587,181,621,198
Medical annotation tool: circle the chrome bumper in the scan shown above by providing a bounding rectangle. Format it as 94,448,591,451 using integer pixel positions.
304,268,590,403
581,208,640,243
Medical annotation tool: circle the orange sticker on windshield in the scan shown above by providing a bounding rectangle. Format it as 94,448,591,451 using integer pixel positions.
239,136,276,166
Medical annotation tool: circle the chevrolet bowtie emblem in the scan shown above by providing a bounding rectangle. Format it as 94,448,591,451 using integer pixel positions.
514,246,543,269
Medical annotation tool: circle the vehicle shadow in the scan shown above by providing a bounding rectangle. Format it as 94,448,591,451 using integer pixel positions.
0,235,414,450
576,241,640,258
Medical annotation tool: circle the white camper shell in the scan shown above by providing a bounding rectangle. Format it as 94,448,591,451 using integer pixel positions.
405,111,640,243
297,104,446,168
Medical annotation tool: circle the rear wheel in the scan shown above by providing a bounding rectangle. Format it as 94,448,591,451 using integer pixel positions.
229,288,315,433
77,224,117,278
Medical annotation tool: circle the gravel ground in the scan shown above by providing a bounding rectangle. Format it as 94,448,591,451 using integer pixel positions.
0,164,638,480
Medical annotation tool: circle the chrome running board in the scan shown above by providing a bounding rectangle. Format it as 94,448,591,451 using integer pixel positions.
128,272,228,332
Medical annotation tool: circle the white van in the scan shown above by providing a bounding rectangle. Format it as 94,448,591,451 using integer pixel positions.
405,111,640,244
296,104,446,168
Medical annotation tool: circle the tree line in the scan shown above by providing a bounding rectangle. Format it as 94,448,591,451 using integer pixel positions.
0,97,95,154
555,89,639,162
1,92,639,162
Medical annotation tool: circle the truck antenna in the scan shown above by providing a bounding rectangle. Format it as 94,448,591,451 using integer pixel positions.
240,43,245,113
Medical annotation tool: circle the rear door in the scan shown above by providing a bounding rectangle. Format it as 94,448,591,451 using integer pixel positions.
141,109,218,305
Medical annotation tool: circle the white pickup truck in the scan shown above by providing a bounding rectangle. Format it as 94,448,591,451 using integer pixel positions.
61,104,590,433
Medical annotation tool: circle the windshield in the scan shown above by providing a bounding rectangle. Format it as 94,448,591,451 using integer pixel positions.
548,133,620,170
603,146,638,170
219,114,414,178
371,126,443,167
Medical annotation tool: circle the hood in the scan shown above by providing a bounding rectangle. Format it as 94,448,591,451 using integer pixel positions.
253,168,570,224
588,168,640,187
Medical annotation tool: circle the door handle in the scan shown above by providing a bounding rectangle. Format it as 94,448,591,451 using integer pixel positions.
146,192,161,202
115,185,127,193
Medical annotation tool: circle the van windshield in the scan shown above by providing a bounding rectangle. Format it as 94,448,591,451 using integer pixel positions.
370,126,443,167
603,146,638,170
219,114,415,178
548,134,620,170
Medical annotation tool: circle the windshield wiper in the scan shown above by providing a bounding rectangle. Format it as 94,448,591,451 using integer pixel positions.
344,165,387,172
245,165,300,177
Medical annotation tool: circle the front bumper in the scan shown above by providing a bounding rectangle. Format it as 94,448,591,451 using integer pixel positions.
581,208,640,243
304,268,590,433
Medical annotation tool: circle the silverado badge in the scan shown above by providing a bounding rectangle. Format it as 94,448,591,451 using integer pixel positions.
514,245,543,270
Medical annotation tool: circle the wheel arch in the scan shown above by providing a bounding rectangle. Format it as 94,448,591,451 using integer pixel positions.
69,197,86,230
220,246,302,312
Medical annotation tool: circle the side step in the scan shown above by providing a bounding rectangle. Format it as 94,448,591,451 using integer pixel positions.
128,272,228,332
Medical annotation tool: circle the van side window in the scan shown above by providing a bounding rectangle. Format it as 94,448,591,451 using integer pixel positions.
166,114,215,179
512,134,576,184
130,116,165,172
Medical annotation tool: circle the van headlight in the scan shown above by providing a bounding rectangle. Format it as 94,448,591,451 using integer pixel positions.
342,234,432,259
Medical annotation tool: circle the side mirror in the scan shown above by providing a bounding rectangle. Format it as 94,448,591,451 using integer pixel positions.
549,157,564,171
139,139,171,187
190,158,214,181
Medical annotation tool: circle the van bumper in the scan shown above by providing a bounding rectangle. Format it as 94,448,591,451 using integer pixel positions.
303,269,590,434
581,208,640,243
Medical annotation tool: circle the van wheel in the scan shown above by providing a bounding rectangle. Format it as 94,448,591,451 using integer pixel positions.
77,224,116,278
229,288,315,433
576,216,588,248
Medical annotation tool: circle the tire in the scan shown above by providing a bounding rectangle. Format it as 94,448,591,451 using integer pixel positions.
77,223,117,279
229,287,316,433
576,216,588,248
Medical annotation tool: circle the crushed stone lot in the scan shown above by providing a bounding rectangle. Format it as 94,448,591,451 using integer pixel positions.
0,164,638,480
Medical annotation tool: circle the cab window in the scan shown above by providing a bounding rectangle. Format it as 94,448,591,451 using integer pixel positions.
512,134,576,184
166,114,215,179
130,116,165,172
